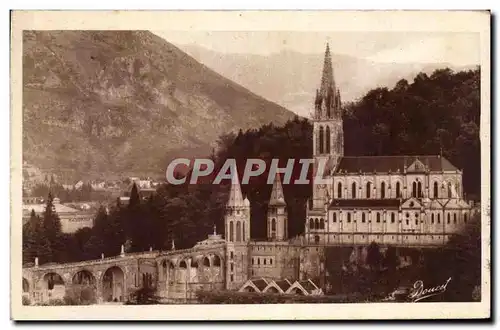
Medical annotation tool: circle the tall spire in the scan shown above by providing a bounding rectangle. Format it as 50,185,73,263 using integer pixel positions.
227,169,244,207
269,173,286,206
320,43,335,96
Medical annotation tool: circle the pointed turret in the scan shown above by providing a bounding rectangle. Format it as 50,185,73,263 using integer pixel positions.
267,173,288,241
227,169,244,207
269,173,286,206
319,43,335,97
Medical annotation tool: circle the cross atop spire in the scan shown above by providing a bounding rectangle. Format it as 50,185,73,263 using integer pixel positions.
320,42,335,96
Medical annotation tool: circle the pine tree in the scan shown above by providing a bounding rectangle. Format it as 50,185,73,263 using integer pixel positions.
41,192,63,262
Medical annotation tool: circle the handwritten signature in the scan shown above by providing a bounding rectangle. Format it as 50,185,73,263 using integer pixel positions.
408,277,452,302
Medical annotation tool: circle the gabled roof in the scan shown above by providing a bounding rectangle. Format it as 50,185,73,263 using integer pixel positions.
401,198,423,209
252,278,269,291
285,279,322,295
335,155,458,174
263,279,292,293
329,199,401,209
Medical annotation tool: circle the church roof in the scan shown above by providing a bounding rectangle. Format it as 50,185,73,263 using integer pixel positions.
329,199,401,209
335,155,458,174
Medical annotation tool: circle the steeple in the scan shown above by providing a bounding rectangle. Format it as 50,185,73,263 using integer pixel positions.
227,169,244,207
269,173,286,206
267,173,288,241
319,43,335,97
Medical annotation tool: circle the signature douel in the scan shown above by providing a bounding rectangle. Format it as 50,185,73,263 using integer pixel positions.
408,277,452,302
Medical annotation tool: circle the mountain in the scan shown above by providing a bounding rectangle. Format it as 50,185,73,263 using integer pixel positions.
179,44,476,117
22,31,295,183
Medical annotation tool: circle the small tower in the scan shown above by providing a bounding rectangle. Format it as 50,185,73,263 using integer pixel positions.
312,42,344,209
224,169,250,243
224,168,251,290
267,173,288,241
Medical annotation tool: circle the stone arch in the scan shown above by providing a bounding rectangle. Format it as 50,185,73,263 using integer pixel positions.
236,221,242,242
102,266,125,303
213,254,222,267
319,126,324,154
396,181,401,198
229,221,234,242
325,126,331,153
41,272,65,290
202,256,210,267
72,269,96,286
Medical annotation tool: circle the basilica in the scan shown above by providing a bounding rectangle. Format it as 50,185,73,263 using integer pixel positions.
23,44,478,304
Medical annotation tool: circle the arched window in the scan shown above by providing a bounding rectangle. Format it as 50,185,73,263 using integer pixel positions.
396,182,401,198
271,218,276,231
325,126,331,153
236,221,242,242
431,213,435,224
203,257,210,267
447,213,451,224
376,213,381,223
381,182,386,199
362,213,366,223
243,223,246,241
315,218,319,229
352,182,356,198
366,182,371,198
309,218,314,229
412,182,417,198
257,258,260,265
333,213,337,223
417,182,423,198
229,221,234,242
391,213,395,223
437,213,441,224
464,213,468,223
337,182,342,198
347,213,351,223
320,218,325,229
448,183,452,198
453,213,457,224
433,182,439,198
319,126,324,154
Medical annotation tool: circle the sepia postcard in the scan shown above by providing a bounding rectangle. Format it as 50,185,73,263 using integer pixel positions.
10,10,491,320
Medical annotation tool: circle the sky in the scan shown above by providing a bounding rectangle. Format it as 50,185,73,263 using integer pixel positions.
154,31,480,66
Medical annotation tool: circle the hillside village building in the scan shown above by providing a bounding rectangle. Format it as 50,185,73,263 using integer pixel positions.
22,44,477,304
22,197,94,234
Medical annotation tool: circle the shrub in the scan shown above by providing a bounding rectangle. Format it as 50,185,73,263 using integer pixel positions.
22,296,31,305
126,286,161,305
63,284,97,305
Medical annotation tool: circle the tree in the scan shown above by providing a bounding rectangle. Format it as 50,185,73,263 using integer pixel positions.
383,246,399,272
366,241,383,271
